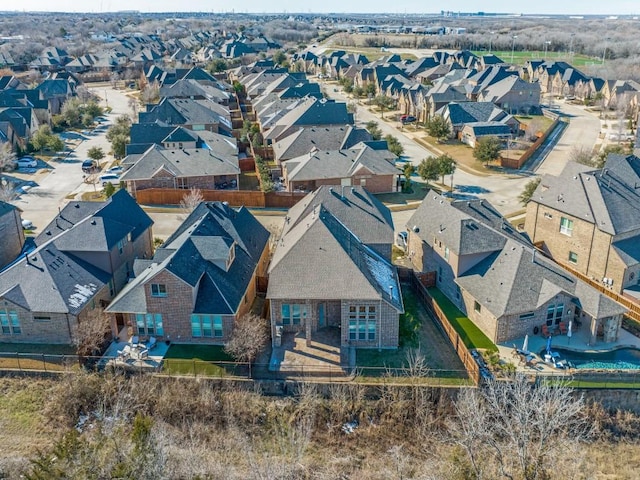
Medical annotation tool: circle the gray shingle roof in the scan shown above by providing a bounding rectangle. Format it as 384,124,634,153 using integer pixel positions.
107,202,269,316
36,190,153,248
284,143,398,182
0,240,109,315
268,204,402,312
409,191,626,320
282,185,394,253
119,143,239,181
273,125,373,162
532,155,640,236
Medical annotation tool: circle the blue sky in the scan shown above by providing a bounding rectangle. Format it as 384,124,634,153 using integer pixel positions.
9,1,640,14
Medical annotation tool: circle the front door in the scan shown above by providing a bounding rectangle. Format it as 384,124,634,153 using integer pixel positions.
318,303,326,328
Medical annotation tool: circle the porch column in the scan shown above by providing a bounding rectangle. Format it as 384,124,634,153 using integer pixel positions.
305,300,313,347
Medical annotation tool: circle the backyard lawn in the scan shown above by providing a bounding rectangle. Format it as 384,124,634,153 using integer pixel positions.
356,288,468,381
162,344,240,377
0,343,78,372
427,288,498,352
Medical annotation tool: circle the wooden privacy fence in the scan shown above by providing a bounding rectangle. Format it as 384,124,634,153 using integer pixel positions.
135,188,306,209
410,274,481,385
502,118,561,170
563,264,640,323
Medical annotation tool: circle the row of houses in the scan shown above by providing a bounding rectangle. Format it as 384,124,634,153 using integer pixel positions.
1,169,631,356
8,30,280,76
233,61,402,193
117,67,243,195
0,74,76,151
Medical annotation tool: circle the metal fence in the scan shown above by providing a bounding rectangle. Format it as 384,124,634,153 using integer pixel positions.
0,353,471,386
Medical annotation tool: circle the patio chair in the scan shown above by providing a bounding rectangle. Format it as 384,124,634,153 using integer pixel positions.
131,335,139,347
146,336,157,350
541,325,550,337
559,322,567,335
139,349,149,359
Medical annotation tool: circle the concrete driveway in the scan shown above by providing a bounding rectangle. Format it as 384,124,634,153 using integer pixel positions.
13,86,132,231
535,101,601,177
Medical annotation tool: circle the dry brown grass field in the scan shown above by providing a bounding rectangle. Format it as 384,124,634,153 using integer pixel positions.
0,374,639,479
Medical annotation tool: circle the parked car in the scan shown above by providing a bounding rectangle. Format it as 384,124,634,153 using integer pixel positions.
21,219,34,230
82,159,100,173
15,156,38,169
106,165,124,174
396,231,408,251
99,173,120,186
400,115,416,124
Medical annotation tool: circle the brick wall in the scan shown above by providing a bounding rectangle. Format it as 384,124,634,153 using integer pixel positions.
525,201,635,294
0,209,24,269
0,284,112,345
270,298,399,348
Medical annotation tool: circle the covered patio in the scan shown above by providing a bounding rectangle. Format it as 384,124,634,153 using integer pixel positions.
268,327,351,379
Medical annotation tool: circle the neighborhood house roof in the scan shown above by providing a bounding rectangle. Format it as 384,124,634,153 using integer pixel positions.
106,202,269,315
408,192,626,320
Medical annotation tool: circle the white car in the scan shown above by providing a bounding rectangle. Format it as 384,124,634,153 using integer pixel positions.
21,219,34,230
15,157,38,169
99,173,120,186
106,165,124,174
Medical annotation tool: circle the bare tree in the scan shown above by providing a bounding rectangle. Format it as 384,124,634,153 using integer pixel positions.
224,313,269,377
128,96,139,118
179,187,203,220
449,375,592,480
140,80,160,105
0,141,16,172
0,181,18,202
569,145,594,166
75,308,112,359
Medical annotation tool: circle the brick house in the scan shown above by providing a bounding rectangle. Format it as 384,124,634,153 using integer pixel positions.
525,155,640,302
0,190,153,345
407,192,626,345
106,202,270,344
267,186,403,352
282,142,400,194
0,201,24,270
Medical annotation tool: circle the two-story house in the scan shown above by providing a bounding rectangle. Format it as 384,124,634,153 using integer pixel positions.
105,201,270,344
525,155,640,302
267,186,403,353
408,192,626,345
0,190,153,344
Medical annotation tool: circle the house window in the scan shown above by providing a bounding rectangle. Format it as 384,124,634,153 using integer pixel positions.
555,304,564,325
519,312,535,320
135,313,164,336
117,235,128,254
150,284,167,297
474,301,481,313
568,251,578,264
546,304,564,326
191,314,223,337
559,217,574,236
281,304,307,325
444,246,450,262
0,310,21,335
348,305,377,341
33,316,51,322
